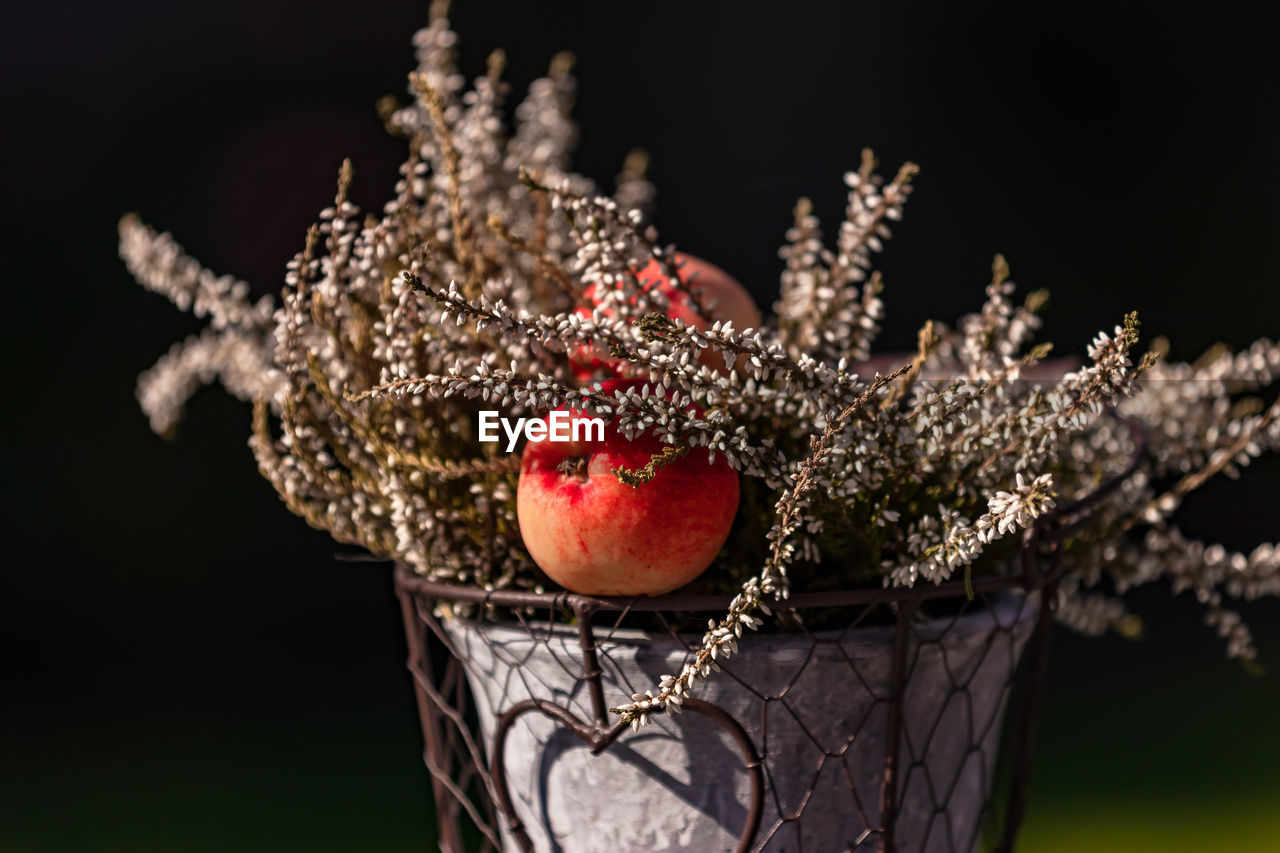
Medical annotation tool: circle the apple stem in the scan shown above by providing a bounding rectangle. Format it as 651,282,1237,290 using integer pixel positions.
556,456,589,480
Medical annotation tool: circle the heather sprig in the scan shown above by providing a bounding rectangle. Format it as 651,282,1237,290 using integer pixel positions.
612,365,910,727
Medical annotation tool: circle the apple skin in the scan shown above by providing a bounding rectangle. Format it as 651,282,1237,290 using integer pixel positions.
516,380,739,596
572,253,762,378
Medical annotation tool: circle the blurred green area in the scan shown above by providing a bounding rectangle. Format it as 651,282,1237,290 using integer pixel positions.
1018,609,1280,853
1020,802,1280,853
1,700,433,852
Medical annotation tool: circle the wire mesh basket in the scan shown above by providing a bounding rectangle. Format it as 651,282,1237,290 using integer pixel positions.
394,422,1145,853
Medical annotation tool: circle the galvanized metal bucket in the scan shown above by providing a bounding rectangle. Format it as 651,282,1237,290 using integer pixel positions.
436,592,1035,852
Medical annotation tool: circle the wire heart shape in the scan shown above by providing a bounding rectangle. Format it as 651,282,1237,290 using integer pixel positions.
489,696,764,853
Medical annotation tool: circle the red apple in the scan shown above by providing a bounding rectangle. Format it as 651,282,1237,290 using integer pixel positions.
571,253,762,378
517,379,739,595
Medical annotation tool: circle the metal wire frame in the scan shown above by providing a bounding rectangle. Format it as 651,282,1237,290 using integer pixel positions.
395,418,1146,853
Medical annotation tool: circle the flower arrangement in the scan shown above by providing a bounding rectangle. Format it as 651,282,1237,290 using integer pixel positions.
123,7,1279,729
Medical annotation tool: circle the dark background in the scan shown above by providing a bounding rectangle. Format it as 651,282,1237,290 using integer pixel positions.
5,1,1279,850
